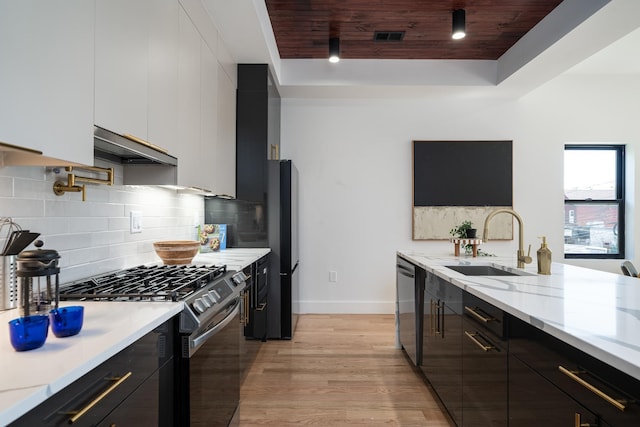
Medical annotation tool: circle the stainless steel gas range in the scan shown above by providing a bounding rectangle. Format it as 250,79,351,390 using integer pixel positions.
59,263,248,426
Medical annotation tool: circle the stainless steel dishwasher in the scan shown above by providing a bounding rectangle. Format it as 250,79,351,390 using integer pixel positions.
396,256,424,366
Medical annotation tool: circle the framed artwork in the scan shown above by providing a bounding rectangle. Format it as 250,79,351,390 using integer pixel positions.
412,140,513,240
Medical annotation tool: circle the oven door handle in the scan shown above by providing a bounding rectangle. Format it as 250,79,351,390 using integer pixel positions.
189,304,240,357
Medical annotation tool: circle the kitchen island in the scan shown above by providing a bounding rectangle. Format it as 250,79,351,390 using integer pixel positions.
398,250,640,426
0,248,270,425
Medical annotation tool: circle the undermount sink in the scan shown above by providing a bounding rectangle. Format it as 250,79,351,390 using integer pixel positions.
444,264,532,277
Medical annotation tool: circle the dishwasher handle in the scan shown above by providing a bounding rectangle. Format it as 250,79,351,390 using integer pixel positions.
397,264,415,278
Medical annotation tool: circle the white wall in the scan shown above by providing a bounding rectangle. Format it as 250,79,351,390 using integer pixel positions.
0,161,203,283
281,74,640,314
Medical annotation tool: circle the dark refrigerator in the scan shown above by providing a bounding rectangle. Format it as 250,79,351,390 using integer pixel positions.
267,160,299,339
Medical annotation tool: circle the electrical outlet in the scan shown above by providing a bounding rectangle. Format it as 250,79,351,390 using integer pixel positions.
329,271,337,282
130,211,142,233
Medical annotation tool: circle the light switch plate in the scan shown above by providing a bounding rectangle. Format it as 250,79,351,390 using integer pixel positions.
130,211,142,233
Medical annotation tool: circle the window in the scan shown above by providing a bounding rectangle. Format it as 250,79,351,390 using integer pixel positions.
564,145,624,259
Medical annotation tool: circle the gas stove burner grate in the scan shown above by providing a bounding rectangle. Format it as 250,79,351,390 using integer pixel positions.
59,264,227,302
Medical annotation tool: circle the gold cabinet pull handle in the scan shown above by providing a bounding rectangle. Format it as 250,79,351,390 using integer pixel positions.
559,366,626,411
464,305,494,323
68,372,132,424
430,300,436,336
464,331,496,352
431,300,441,335
574,412,593,427
240,292,248,325
438,301,444,338
256,302,267,311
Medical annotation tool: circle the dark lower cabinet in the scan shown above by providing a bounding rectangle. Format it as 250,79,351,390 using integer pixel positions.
509,314,639,427
9,318,175,427
410,271,640,427
509,354,604,426
244,255,268,341
97,368,162,426
241,255,269,386
461,293,507,427
422,272,463,426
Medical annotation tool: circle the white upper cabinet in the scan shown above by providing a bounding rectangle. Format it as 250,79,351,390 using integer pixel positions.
147,0,180,151
175,7,202,188
95,0,149,140
199,40,218,192
95,0,180,154
0,0,95,165
0,0,237,188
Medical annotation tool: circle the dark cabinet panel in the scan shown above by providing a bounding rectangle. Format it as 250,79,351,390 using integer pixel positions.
236,64,280,203
97,367,167,426
461,293,507,427
243,255,269,341
397,256,424,366
509,354,603,426
422,272,463,426
509,315,640,427
242,255,269,385
236,88,268,203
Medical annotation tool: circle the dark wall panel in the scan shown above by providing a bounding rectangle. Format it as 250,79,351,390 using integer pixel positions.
204,197,267,248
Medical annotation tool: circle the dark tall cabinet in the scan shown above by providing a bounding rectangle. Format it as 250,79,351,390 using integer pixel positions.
236,64,281,203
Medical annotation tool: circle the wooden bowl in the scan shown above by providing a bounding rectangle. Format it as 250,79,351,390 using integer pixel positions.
153,240,199,265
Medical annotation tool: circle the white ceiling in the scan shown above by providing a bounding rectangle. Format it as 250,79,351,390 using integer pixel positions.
203,0,640,98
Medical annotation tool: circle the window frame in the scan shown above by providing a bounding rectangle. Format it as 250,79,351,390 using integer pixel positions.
564,144,625,259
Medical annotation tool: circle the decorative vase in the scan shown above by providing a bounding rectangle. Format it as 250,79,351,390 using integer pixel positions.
466,228,477,238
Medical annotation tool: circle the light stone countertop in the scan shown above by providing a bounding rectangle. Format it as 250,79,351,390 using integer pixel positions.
193,247,270,271
397,250,640,382
0,247,270,425
0,301,183,425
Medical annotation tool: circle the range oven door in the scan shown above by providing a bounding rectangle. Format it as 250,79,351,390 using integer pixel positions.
178,299,241,426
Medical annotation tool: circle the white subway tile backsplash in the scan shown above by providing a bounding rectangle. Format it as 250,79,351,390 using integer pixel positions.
108,217,129,232
0,177,13,197
0,165,204,283
64,245,111,267
27,217,70,236
14,176,52,200
69,217,110,233
0,198,44,218
1,165,47,181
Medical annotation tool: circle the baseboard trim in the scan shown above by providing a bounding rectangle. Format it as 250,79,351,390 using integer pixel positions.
297,301,395,314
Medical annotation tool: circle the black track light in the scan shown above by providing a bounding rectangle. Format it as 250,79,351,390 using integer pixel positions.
452,9,466,40
329,37,340,63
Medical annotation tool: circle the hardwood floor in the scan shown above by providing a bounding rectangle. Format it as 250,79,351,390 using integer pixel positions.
239,314,453,426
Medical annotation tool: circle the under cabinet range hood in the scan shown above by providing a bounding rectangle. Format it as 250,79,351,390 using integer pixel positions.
93,126,178,186
93,126,177,166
